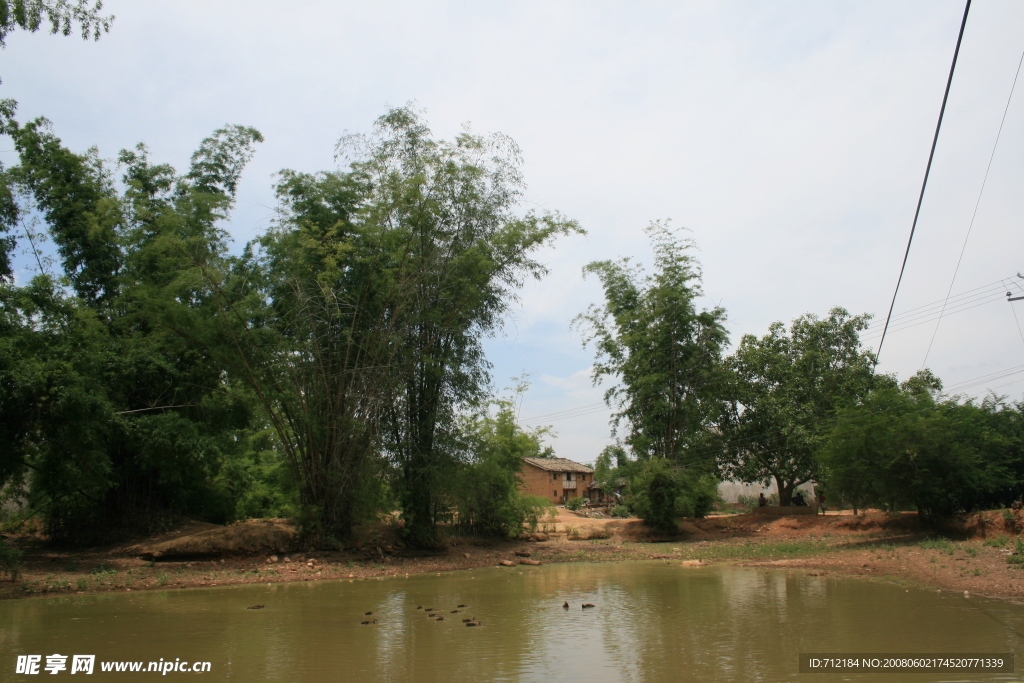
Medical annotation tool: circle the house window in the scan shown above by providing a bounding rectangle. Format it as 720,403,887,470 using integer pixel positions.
553,490,557,497
553,473,558,480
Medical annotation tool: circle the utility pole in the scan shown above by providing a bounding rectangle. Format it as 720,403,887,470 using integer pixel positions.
1007,273,1024,302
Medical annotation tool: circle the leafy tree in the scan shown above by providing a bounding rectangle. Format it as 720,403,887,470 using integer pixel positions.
593,443,627,490
169,107,578,546
166,156,396,545
575,222,729,464
720,307,875,505
593,442,634,506
0,1,112,86
353,108,579,546
453,396,553,537
627,457,718,531
820,370,1020,520
0,0,112,48
0,106,263,541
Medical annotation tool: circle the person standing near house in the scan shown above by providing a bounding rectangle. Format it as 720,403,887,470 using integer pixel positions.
816,489,826,515
758,492,767,508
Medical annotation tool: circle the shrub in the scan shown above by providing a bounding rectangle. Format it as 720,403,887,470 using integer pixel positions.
628,460,680,531
565,497,585,511
0,541,23,580
451,400,559,541
736,494,757,511
628,459,720,532
609,504,631,518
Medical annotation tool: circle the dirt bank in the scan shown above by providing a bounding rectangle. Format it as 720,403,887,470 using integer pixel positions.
2,507,1022,603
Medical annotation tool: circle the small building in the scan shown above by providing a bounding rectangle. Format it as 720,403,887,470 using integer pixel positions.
587,477,626,505
519,457,595,505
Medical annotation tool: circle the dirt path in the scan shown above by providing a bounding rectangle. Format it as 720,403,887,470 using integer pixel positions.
2,508,1022,603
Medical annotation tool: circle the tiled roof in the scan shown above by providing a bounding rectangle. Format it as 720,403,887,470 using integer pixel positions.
521,457,594,474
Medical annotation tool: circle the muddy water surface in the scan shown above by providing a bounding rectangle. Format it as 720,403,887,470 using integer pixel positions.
3,562,1023,682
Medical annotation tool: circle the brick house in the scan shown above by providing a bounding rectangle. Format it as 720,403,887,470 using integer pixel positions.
519,457,595,505
586,477,626,505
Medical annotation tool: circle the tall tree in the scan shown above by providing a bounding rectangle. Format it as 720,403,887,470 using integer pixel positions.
358,108,579,546
173,107,579,546
575,222,729,464
0,106,262,540
820,370,1021,519
720,307,875,505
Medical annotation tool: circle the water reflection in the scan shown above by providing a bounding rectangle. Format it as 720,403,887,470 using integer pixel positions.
2,563,1021,682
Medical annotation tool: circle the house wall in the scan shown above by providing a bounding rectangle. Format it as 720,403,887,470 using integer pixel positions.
518,465,594,505
519,464,563,505
717,480,816,503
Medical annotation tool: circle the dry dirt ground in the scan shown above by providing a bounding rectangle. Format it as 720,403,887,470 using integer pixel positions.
2,507,1023,603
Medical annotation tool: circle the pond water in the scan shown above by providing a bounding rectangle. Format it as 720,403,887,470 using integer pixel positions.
2,562,1022,682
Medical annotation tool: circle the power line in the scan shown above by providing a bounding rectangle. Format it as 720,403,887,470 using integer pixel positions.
862,288,1005,341
876,0,972,365
519,401,609,425
922,43,1024,367
1006,278,1024,353
872,278,1006,324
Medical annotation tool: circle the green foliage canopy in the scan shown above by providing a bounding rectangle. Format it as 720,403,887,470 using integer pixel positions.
453,397,553,537
0,104,267,541
627,457,718,531
575,222,729,464
163,107,578,546
0,0,112,48
720,307,875,505
820,370,1021,519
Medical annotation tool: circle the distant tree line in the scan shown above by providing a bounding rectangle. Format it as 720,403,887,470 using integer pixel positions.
580,228,1024,530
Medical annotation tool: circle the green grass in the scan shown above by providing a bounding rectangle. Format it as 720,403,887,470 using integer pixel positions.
983,536,1008,548
91,562,116,576
156,573,170,586
75,577,89,591
686,539,830,561
919,538,955,555
47,576,69,590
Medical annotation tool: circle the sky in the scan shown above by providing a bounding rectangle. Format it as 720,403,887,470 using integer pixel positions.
3,0,1024,464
